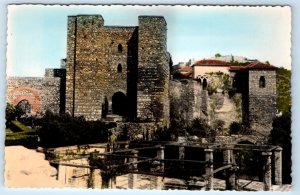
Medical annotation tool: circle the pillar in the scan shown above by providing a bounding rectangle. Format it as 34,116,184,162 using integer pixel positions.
128,150,139,189
223,148,235,190
205,148,213,190
223,148,233,164
179,144,185,171
274,147,282,185
262,151,272,191
157,146,165,172
57,163,67,184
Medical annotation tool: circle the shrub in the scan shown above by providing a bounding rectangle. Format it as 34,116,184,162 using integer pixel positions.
38,110,108,148
229,122,242,134
10,120,31,132
186,118,209,137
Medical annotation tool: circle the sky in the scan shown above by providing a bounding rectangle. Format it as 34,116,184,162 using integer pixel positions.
6,5,291,77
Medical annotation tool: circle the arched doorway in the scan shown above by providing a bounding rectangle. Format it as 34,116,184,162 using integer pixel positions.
16,99,32,115
112,92,127,116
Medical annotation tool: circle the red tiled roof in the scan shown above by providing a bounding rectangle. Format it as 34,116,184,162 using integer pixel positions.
229,62,277,71
245,62,277,70
229,66,246,71
193,59,229,66
179,65,192,70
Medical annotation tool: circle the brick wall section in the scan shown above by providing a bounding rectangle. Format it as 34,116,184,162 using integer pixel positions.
247,70,277,135
65,15,139,120
7,76,61,114
137,16,170,126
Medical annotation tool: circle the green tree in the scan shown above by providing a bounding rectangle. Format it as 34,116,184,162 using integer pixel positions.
215,53,221,58
6,103,16,126
277,67,291,114
38,110,108,147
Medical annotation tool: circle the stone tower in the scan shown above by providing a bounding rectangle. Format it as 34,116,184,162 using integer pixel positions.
137,16,170,126
65,15,170,126
245,62,277,135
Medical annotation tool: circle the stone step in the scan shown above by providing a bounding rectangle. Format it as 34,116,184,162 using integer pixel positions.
105,114,124,122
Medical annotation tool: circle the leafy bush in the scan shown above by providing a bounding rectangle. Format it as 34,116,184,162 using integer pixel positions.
5,135,38,149
229,122,242,134
5,103,25,127
5,124,38,149
10,120,31,132
186,118,210,137
38,110,108,148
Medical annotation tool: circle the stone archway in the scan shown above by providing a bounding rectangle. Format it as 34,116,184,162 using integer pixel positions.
16,99,32,114
9,86,41,114
112,92,127,116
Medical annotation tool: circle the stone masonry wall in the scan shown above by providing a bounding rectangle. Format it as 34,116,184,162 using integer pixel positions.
137,16,170,126
247,70,277,135
66,15,138,120
170,80,202,125
7,76,61,114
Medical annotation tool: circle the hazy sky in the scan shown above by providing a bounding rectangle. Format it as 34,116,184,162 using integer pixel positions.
7,5,291,76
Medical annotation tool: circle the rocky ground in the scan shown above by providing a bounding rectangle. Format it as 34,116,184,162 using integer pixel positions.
4,146,62,188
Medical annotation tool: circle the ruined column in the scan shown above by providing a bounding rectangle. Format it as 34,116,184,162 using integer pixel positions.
262,151,272,191
205,148,214,190
274,147,282,185
128,150,139,189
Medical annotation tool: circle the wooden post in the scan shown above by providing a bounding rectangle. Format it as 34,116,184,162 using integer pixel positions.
223,148,236,190
205,148,214,190
157,146,165,172
128,150,139,189
179,144,185,170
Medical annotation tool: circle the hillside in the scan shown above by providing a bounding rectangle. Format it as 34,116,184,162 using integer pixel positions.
277,67,291,114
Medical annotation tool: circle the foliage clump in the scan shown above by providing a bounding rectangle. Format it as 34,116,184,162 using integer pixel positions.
38,110,108,148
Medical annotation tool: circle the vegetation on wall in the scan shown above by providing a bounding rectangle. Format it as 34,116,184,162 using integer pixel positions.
206,72,230,95
277,67,291,114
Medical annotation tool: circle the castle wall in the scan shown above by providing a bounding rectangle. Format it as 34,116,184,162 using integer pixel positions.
137,16,170,126
247,70,277,134
7,76,61,114
170,80,203,125
65,15,138,120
